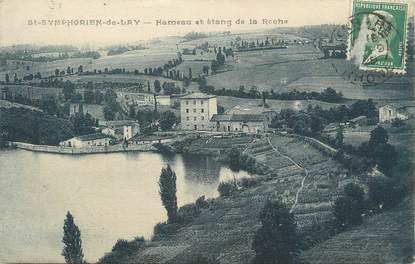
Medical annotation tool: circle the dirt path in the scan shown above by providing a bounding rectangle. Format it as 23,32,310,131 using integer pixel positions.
266,136,309,213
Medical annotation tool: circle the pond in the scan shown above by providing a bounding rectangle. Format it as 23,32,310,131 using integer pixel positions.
0,150,248,263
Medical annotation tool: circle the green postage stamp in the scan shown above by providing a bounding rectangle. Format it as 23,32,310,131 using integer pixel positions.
348,0,409,73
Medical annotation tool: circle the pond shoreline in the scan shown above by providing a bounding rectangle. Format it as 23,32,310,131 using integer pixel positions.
8,141,155,155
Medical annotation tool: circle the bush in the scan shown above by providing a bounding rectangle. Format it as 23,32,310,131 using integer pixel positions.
153,143,173,153
195,195,208,210
177,203,200,224
238,177,260,188
100,236,146,263
217,181,238,197
152,222,182,241
368,177,405,211
112,236,145,254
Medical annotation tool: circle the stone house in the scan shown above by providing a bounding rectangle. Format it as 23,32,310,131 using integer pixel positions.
180,93,217,131
211,114,267,133
379,105,408,123
60,133,111,148
101,120,140,140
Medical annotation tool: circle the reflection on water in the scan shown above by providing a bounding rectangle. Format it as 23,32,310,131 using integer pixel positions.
0,150,248,263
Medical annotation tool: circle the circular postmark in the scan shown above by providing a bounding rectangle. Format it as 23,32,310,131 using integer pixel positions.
313,10,404,86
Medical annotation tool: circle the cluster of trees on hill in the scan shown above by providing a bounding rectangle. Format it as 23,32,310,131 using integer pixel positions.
183,31,208,41
198,77,344,103
271,99,377,136
107,44,147,56
0,48,99,66
0,107,74,145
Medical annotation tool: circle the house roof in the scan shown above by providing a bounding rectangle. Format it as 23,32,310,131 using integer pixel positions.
129,134,175,142
231,114,265,122
211,114,233,121
379,104,397,110
211,114,264,122
225,105,275,115
100,120,138,127
180,92,216,99
76,133,110,141
349,115,367,122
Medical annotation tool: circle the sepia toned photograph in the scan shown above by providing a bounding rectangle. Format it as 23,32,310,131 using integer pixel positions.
0,0,414,263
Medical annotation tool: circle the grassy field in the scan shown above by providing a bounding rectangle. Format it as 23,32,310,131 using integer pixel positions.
217,96,349,113
0,40,180,79
205,45,414,100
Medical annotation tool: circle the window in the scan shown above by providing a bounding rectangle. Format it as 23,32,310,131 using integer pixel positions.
201,116,204,120
186,116,189,121
193,109,196,113
186,109,189,113
201,108,204,113
194,117,197,121
193,100,196,105
201,100,204,105
186,100,189,105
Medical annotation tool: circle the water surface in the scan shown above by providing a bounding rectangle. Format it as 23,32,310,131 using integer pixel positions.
0,150,247,263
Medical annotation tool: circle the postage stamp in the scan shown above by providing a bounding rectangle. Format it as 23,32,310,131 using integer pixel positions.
348,0,409,74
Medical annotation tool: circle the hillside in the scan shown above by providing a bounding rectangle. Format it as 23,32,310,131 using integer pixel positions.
300,197,414,264
101,134,359,264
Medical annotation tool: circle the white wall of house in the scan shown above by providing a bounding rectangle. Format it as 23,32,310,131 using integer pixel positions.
60,137,111,148
180,95,217,131
212,121,265,133
379,105,407,123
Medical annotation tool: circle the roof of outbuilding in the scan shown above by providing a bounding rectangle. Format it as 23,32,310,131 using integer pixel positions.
76,133,110,141
349,115,367,122
211,114,264,122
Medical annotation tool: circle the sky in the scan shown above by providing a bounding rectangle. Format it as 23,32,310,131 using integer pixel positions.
0,0,353,47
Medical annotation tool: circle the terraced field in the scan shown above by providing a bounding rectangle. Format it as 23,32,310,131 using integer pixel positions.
122,134,358,264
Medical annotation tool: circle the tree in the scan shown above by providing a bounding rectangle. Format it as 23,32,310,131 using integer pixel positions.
252,200,297,264
369,126,388,147
391,118,405,127
216,50,225,65
374,143,397,174
103,105,115,120
228,147,241,171
368,177,404,210
188,68,192,80
159,165,178,224
202,65,209,75
62,211,84,264
334,183,364,228
159,111,176,131
335,127,344,148
63,81,75,101
154,80,161,94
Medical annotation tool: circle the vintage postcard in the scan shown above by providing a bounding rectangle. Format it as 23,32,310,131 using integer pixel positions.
0,0,414,264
